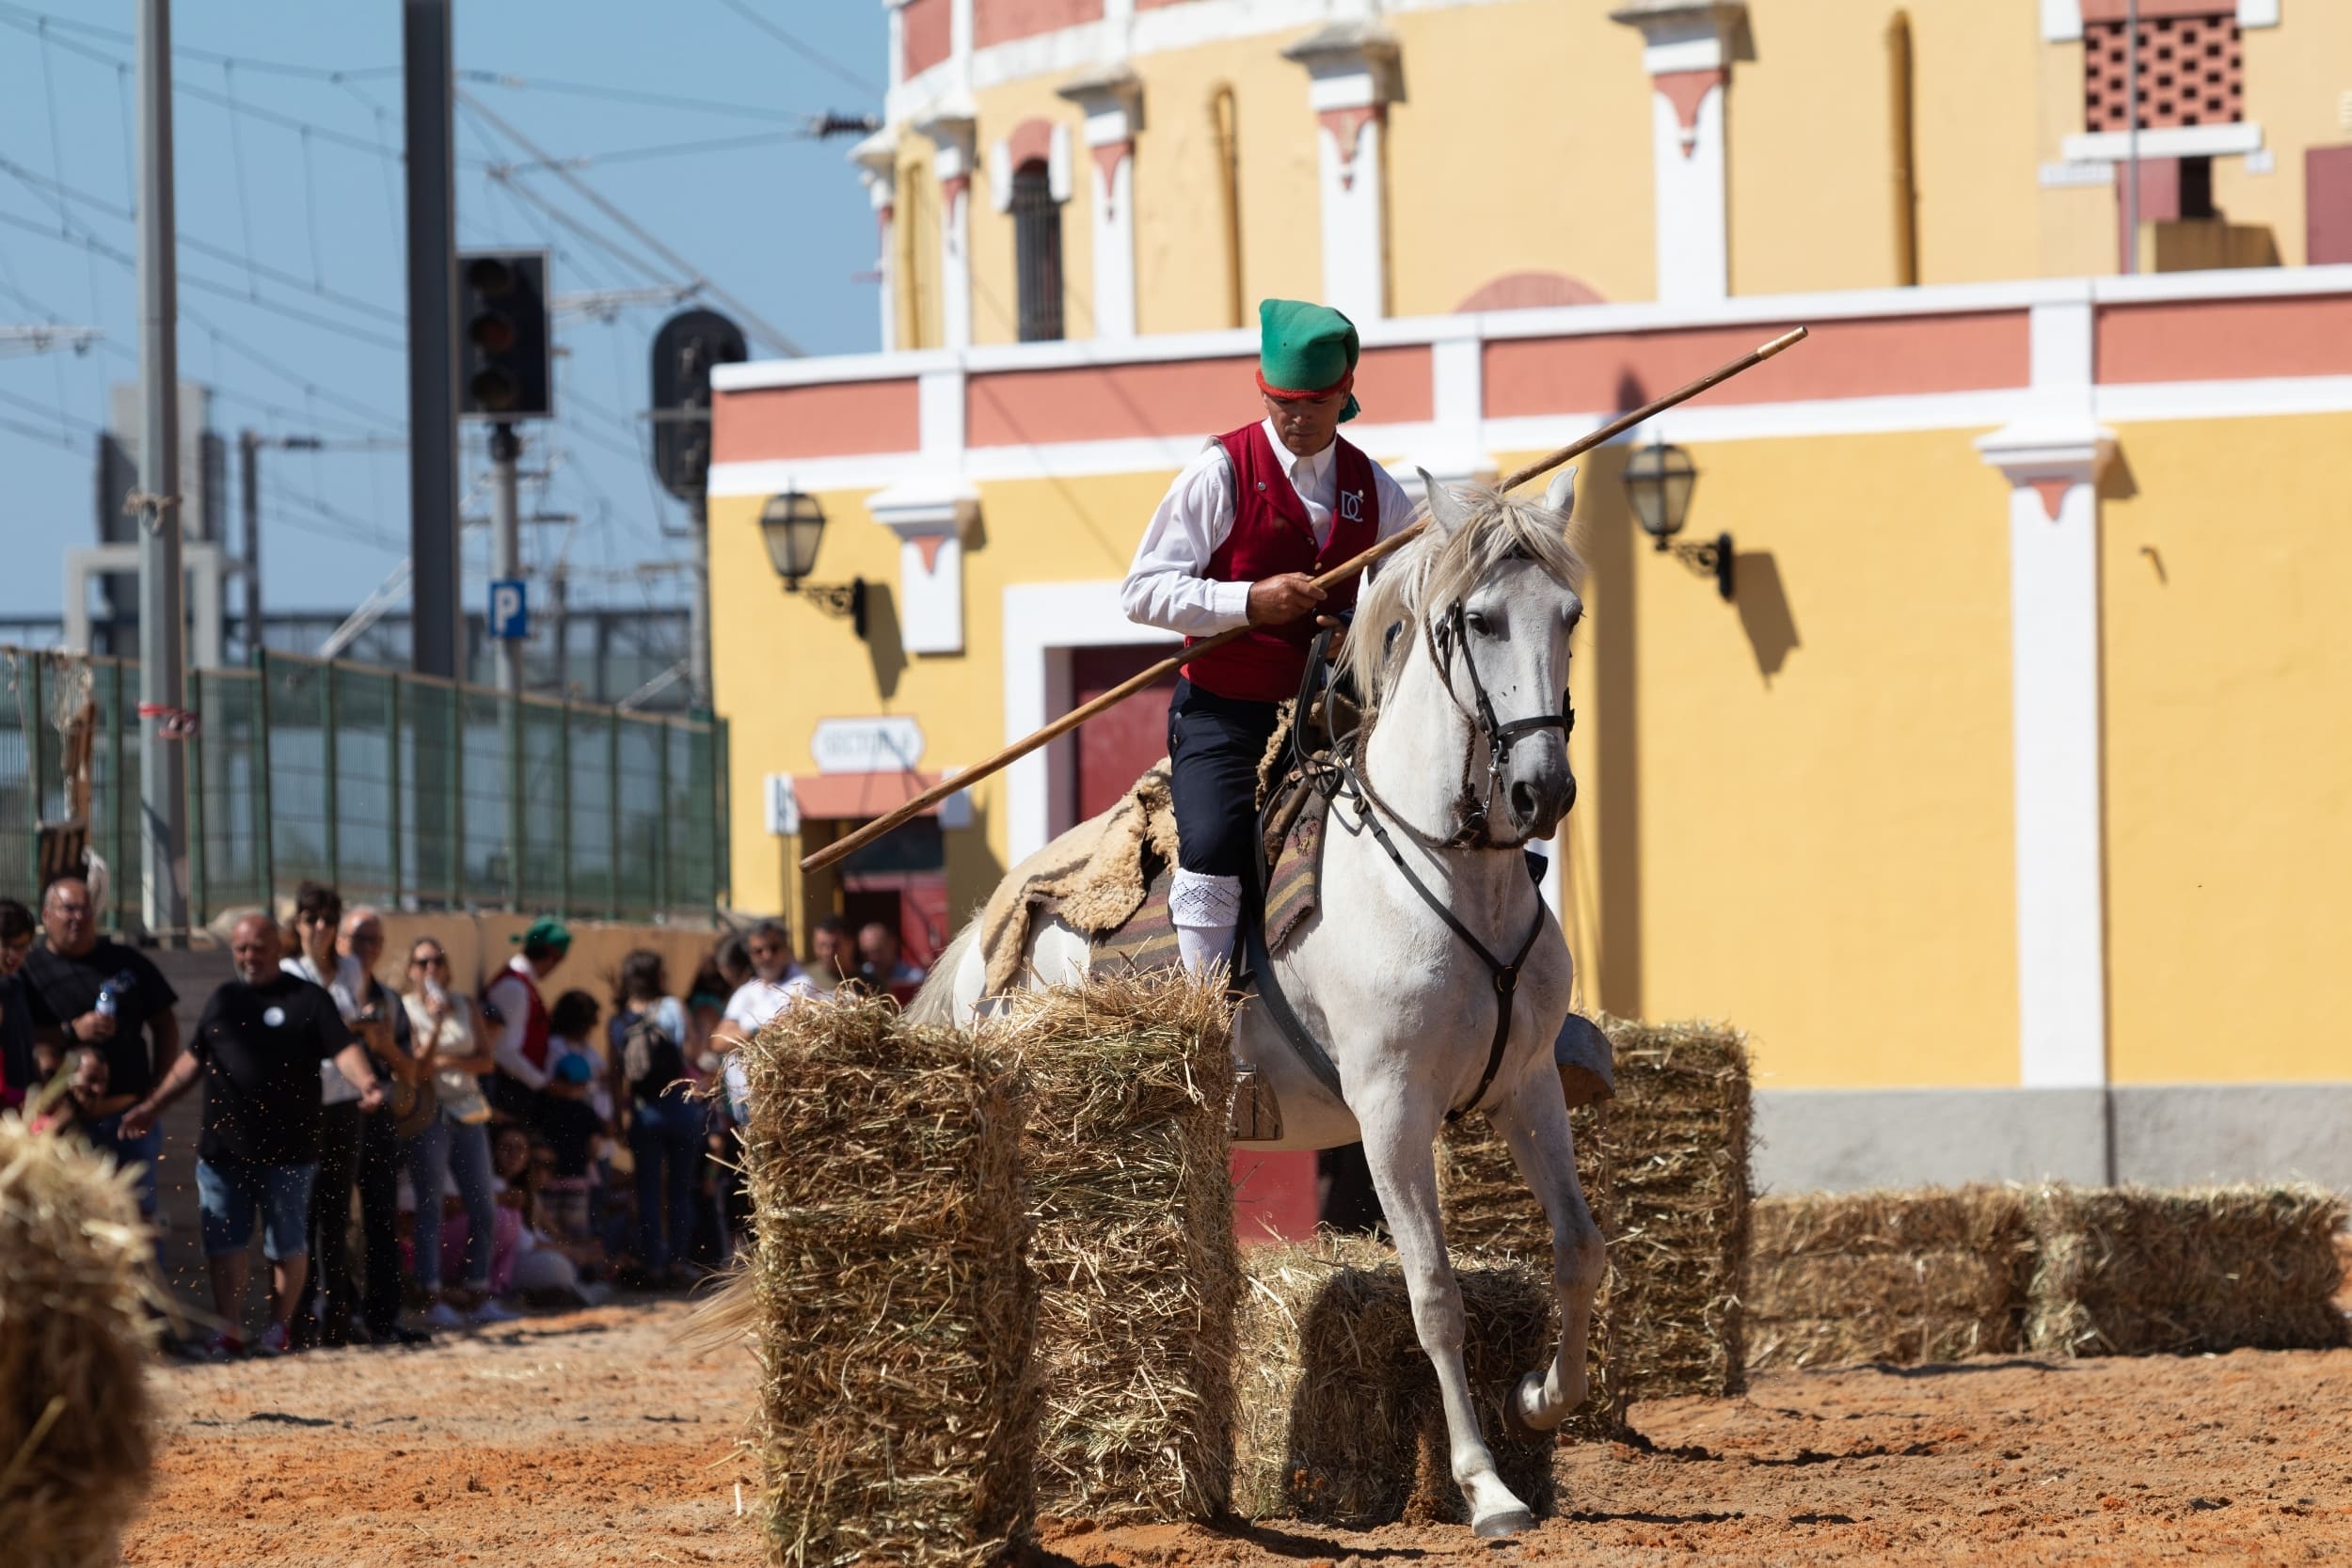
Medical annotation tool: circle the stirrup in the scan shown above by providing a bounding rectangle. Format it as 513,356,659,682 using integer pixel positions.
1230,1064,1284,1141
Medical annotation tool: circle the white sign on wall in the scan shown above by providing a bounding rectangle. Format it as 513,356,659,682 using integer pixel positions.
811,716,926,774
764,773,800,836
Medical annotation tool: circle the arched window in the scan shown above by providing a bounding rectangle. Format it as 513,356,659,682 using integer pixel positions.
1010,160,1064,342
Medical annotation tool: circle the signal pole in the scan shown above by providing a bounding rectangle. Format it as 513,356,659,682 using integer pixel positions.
491,421,522,697
405,0,461,680
135,0,188,940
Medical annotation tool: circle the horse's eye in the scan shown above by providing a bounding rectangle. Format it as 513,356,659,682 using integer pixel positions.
1465,610,1494,637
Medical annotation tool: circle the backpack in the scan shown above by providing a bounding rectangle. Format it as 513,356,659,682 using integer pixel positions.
619,1007,687,1102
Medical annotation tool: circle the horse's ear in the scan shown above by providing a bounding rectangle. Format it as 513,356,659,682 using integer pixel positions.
1418,467,1470,535
1544,465,1578,523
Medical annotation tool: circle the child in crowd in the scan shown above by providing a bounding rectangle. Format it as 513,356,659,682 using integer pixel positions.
535,1053,608,1251
26,1040,109,1138
547,989,612,1123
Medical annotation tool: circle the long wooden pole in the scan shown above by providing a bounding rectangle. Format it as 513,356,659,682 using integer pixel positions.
803,325,1809,874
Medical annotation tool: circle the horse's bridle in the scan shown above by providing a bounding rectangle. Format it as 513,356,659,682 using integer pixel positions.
1301,594,1573,1121
1348,598,1576,854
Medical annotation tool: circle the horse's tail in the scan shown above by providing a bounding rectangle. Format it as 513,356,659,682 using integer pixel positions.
904,922,977,1026
675,1256,759,1354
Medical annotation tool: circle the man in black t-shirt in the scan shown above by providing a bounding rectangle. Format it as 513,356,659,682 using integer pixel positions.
123,913,380,1359
22,878,180,1217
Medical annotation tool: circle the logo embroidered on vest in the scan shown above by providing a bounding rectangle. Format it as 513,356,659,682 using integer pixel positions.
1340,489,1363,523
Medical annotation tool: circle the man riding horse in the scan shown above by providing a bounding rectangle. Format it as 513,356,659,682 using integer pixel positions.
1120,299,1417,975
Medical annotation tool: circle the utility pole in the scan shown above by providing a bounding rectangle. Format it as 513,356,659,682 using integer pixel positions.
239,431,261,663
405,0,461,680
237,430,323,664
549,560,570,697
135,0,187,942
490,421,522,696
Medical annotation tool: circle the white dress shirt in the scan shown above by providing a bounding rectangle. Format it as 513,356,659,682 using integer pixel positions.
282,951,369,1105
1121,417,1419,637
485,956,549,1091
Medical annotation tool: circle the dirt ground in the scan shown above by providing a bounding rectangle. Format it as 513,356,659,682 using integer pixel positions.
121,1296,2352,1568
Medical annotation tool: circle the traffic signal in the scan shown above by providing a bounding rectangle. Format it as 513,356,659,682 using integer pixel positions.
457,249,552,420
649,309,747,501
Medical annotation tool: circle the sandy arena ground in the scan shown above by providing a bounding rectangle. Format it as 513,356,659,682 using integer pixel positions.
121,1295,2352,1568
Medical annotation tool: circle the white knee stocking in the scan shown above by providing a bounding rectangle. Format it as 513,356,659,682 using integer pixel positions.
1168,868,1243,976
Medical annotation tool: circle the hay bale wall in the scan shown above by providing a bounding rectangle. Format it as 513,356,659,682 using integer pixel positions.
1234,1238,1554,1528
2026,1184,2349,1357
1001,971,1240,1524
0,1113,162,1568
1747,1186,2035,1370
739,998,1037,1568
1437,1015,1752,1411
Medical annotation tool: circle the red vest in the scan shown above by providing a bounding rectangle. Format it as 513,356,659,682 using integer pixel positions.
1181,421,1379,704
487,960,553,1073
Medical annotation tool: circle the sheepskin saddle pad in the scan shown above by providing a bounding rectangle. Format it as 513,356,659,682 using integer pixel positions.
976,749,1331,999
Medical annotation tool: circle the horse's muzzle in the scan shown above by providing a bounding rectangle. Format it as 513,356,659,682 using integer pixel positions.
1504,756,1575,841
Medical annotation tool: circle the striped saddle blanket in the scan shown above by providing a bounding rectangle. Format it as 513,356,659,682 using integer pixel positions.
1093,775,1328,976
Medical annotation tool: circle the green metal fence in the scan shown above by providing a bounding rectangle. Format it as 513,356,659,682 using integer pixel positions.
2,645,729,929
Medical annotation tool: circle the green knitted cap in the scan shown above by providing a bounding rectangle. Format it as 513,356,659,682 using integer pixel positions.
1257,298,1361,422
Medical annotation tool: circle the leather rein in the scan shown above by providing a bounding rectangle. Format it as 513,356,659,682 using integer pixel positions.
1244,599,1571,1124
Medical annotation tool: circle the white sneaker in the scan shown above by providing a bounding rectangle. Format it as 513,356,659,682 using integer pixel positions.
469,1299,520,1324
423,1302,464,1330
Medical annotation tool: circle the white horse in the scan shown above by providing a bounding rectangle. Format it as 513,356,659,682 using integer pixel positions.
917,468,1604,1537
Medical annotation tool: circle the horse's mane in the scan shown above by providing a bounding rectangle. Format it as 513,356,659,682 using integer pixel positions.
1337,480,1585,705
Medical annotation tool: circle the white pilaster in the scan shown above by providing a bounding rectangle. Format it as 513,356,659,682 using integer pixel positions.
916,107,977,351
1058,65,1144,341
1976,294,2113,1092
1612,1,1746,305
866,478,980,656
1404,325,1496,493
850,126,901,353
1281,24,1400,323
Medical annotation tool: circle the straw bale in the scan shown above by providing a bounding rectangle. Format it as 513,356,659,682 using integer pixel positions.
1746,1186,2034,1370
997,970,1241,1524
1234,1237,1554,1528
1597,1016,1752,1400
739,996,1037,1568
2025,1183,2349,1358
0,1112,164,1568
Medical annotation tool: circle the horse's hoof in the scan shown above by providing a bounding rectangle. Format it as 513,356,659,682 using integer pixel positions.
1473,1508,1538,1539
1499,1372,1546,1441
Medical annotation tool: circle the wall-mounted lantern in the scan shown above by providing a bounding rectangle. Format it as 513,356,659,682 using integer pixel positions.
1623,438,1733,601
760,490,867,638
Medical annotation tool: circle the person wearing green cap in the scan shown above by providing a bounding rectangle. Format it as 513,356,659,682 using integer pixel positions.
484,915,572,1125
1120,299,1418,974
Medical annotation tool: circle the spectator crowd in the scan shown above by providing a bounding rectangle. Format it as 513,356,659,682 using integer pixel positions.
0,878,924,1360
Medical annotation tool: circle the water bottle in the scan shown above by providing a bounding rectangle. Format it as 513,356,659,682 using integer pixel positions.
94,984,118,1021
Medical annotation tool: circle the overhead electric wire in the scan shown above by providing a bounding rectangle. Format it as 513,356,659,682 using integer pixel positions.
0,206,405,351
711,0,882,96
491,127,819,172
461,90,800,356
458,69,830,125
0,154,405,325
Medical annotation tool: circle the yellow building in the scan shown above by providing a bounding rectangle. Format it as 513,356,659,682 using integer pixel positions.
709,0,2352,1192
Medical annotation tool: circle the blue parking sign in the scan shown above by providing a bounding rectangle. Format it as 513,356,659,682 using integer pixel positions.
489,578,529,641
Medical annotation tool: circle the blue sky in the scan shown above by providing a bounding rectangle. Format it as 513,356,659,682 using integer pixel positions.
0,0,886,622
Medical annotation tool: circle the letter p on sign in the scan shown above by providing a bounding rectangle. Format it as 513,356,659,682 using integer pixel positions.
489,578,529,641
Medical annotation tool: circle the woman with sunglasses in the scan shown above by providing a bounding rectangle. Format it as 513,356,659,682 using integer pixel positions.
401,939,515,1327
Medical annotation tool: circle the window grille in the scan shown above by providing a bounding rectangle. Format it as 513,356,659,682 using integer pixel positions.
2084,12,2242,133
1010,161,1064,343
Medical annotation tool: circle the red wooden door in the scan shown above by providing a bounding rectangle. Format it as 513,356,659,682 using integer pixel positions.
1071,642,1180,823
